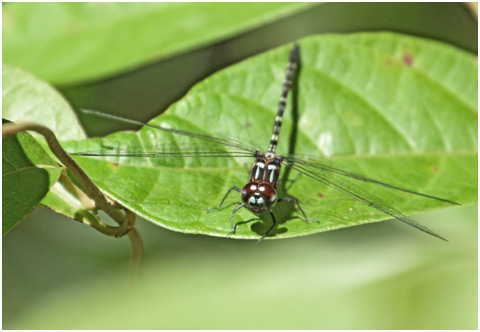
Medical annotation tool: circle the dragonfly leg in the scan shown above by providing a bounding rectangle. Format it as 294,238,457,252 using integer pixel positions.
255,209,277,244
227,203,246,237
207,186,242,213
278,197,320,223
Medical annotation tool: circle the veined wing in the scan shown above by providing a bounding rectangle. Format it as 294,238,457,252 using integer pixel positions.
70,144,255,159
282,157,452,241
282,155,460,206
79,109,258,155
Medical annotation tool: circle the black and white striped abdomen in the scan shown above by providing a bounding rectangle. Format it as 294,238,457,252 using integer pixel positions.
268,43,299,153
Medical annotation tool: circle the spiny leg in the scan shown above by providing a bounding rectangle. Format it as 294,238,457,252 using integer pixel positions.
227,203,246,237
278,197,320,223
207,186,241,213
255,209,278,244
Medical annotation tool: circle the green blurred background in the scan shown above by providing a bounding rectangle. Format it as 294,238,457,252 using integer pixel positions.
3,3,478,329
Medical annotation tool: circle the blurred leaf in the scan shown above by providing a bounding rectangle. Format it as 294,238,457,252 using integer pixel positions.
2,128,63,236
2,64,98,227
64,33,478,240
3,205,477,329
3,3,313,85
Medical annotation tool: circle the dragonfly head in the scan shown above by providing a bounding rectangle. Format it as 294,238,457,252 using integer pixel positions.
241,182,277,214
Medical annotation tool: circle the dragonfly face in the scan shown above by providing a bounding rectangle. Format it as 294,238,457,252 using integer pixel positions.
241,182,277,214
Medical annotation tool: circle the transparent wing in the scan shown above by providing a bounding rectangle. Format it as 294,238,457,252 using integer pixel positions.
70,143,255,159
282,155,459,205
282,156,454,241
79,109,259,155
71,110,260,159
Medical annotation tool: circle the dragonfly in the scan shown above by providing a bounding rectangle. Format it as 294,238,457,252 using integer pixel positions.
72,44,459,242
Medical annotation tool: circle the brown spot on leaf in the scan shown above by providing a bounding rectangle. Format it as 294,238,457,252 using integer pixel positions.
432,167,439,172
318,192,324,199
112,162,119,167
402,53,413,67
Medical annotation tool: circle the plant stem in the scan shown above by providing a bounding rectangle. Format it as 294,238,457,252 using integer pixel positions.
3,121,143,273
128,226,143,284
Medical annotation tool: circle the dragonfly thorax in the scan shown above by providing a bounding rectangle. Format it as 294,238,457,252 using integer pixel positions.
241,182,277,214
250,155,282,188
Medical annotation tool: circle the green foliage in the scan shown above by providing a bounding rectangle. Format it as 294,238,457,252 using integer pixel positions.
2,128,63,235
3,2,312,85
64,33,477,240
2,64,91,232
2,65,85,140
3,205,477,329
2,3,477,330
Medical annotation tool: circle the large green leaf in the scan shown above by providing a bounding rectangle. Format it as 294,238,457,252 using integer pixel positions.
64,33,477,240
3,3,313,85
2,128,63,235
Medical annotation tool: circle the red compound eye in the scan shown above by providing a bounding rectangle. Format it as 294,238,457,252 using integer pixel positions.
241,182,277,208
258,184,276,204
